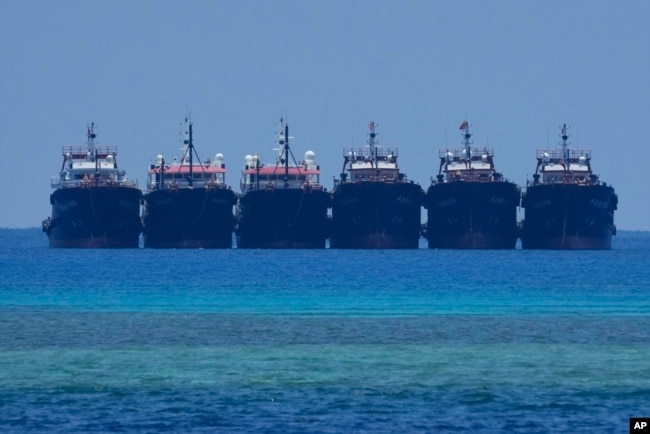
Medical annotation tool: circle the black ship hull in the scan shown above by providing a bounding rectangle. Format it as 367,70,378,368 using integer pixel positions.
424,181,520,249
236,187,331,249
330,181,423,249
521,183,617,249
44,187,142,248
143,187,237,248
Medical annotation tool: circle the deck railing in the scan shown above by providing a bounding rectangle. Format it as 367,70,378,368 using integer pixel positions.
61,145,119,159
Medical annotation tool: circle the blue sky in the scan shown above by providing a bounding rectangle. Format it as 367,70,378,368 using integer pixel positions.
2,0,648,230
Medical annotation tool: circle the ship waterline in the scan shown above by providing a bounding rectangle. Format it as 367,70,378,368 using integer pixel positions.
43,123,142,248
521,183,617,250
45,121,618,250
521,124,617,250
330,181,423,249
424,122,520,249
143,187,237,248
236,119,330,249
330,122,424,249
142,118,237,249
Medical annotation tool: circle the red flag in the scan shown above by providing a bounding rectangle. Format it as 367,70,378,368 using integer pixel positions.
459,120,468,130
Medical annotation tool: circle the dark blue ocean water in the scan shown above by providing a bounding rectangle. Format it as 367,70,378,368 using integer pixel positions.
1,229,649,433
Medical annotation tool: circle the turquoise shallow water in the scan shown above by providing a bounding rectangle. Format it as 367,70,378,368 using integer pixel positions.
1,229,649,432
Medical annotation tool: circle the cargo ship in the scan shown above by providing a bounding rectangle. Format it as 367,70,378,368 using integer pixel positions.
235,118,330,248
142,118,237,248
42,123,142,248
521,124,617,249
423,121,520,249
330,122,424,249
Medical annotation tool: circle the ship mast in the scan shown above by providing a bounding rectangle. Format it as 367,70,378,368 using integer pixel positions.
87,122,97,153
560,123,570,165
159,156,165,190
256,152,260,191
187,118,194,187
275,117,301,186
87,122,99,179
460,120,472,163
368,122,378,166
178,116,205,187
280,119,289,178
